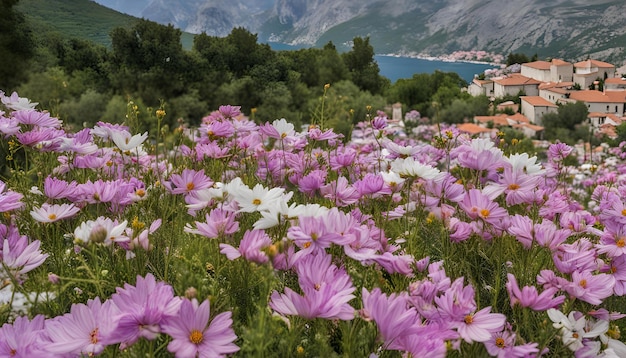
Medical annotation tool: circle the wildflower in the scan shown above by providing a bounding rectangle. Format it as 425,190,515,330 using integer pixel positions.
547,309,608,352
0,314,46,356
505,274,565,311
229,181,285,213
30,203,80,223
319,177,360,207
2,235,48,283
110,129,148,151
0,180,24,212
162,298,239,358
564,270,615,305
43,176,77,200
390,157,444,181
547,142,574,162
167,169,214,196
258,118,294,142
483,328,540,358
73,217,129,246
108,273,182,348
186,207,239,240
1,91,38,110
270,253,355,320
458,189,508,228
455,306,506,343
219,229,272,264
360,287,421,350
44,298,119,356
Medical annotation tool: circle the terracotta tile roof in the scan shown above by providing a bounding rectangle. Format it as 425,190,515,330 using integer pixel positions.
474,115,510,126
604,91,626,103
506,113,530,123
569,90,626,103
513,123,544,131
551,59,571,66
457,123,496,135
521,96,558,107
493,74,542,86
605,77,626,85
523,61,552,70
574,59,615,68
472,78,493,85
538,81,574,90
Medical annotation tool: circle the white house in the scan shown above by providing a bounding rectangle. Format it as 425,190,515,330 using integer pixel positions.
468,78,494,97
566,90,626,115
492,74,541,98
520,96,559,125
573,59,616,89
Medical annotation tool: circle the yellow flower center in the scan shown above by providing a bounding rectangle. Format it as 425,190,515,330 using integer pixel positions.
495,337,505,348
48,213,57,221
464,315,473,324
303,242,311,249
136,189,146,197
186,182,195,191
281,132,287,139
622,209,626,216
579,279,587,288
617,238,625,248
189,329,204,344
480,209,490,218
252,198,261,205
507,183,520,190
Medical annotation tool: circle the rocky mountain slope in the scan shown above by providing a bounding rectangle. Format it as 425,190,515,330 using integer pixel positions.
93,0,626,64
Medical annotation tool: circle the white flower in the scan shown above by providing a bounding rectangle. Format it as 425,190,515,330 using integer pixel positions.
390,157,445,181
1,91,38,111
230,182,285,213
507,153,544,175
73,218,129,245
547,309,608,352
111,130,148,151
272,118,295,139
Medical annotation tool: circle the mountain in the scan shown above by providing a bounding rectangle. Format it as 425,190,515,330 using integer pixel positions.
92,0,626,64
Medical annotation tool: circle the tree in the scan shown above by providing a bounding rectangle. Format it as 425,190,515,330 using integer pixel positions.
342,37,386,94
0,0,35,90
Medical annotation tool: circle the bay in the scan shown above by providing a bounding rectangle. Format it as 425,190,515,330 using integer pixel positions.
374,55,497,84
266,42,497,85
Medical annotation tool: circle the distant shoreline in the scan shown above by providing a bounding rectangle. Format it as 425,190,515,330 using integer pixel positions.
377,53,504,68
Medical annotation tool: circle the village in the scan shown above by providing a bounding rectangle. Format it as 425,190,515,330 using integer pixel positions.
464,58,626,142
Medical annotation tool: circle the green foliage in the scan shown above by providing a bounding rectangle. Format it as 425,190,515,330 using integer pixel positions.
506,52,531,66
0,0,35,91
542,101,589,144
342,37,388,95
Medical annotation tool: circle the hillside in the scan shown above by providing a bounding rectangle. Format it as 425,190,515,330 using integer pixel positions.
93,0,626,65
15,0,195,49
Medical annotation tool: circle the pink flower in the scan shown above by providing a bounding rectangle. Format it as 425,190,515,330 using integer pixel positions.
456,306,506,343
30,203,80,223
167,169,214,195
0,181,24,212
219,229,272,263
186,207,239,239
269,253,355,320
0,315,47,356
564,270,615,305
459,189,508,228
505,274,565,311
108,274,182,348
161,298,239,358
44,298,119,356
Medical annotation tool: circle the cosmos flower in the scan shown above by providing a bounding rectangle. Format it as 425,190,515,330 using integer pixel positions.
162,298,239,358
108,273,182,348
44,298,119,356
30,203,80,223
0,314,47,356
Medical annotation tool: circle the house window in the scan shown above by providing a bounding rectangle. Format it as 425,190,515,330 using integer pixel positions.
607,105,610,111
616,106,619,113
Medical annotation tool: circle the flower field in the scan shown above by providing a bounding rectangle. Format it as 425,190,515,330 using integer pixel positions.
0,89,625,357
